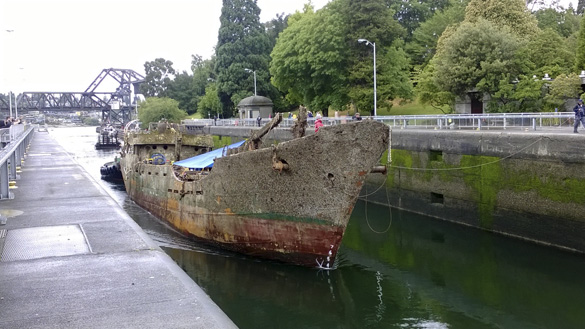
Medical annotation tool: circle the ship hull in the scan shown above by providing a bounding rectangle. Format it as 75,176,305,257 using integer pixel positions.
121,121,389,268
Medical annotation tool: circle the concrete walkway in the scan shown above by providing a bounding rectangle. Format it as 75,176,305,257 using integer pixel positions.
0,131,237,328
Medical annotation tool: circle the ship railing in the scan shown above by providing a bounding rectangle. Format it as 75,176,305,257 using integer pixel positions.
0,125,34,200
183,112,576,131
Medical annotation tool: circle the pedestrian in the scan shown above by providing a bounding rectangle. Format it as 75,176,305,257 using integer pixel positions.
315,113,324,133
257,115,262,127
573,99,585,133
352,112,362,121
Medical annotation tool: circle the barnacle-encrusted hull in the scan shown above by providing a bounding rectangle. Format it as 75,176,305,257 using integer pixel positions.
121,121,389,268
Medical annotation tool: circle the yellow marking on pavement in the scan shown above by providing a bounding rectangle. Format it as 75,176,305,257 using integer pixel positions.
0,209,24,218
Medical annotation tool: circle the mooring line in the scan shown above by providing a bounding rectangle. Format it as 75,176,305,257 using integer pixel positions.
363,181,393,234
389,136,545,172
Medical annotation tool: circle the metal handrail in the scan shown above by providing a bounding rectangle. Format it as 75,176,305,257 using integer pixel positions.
0,126,34,200
182,112,576,131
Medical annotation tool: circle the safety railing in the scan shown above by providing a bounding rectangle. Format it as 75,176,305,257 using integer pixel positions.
0,126,34,200
182,112,576,131
0,124,26,147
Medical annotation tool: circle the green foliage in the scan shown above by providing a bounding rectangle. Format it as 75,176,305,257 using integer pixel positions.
343,0,412,113
166,71,197,114
465,0,540,39
414,60,456,112
389,0,451,39
490,75,544,112
407,1,467,68
81,116,100,126
270,5,350,114
215,0,273,117
575,16,585,72
197,83,222,119
137,97,187,127
527,28,574,77
191,55,216,113
534,7,581,39
140,58,176,97
264,13,288,49
434,19,523,97
545,73,582,108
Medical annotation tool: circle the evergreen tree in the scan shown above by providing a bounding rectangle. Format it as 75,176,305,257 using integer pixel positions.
575,17,585,71
215,0,272,117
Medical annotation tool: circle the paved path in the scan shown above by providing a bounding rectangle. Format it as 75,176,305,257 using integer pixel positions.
0,130,237,328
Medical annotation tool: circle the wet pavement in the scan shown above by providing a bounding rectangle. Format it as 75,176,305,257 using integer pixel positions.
0,130,237,328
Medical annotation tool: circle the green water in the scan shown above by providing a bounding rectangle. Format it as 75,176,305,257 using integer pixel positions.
53,127,585,329
161,201,585,329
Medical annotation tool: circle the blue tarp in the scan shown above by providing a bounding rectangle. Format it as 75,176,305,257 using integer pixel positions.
174,140,246,169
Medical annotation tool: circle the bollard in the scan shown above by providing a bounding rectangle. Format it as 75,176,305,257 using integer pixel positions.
532,118,536,131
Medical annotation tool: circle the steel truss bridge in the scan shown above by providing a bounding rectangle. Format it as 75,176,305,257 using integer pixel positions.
0,68,144,126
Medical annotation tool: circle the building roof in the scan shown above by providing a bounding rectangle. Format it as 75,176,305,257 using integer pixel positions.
237,95,273,108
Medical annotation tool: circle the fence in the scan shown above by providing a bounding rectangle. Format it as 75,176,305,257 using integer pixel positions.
182,112,577,131
0,125,34,200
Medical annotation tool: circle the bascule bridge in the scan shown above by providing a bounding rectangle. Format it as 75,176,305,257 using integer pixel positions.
0,68,144,126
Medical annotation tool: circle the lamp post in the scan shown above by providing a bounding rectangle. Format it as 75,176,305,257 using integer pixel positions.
6,30,15,118
358,38,377,117
244,68,256,96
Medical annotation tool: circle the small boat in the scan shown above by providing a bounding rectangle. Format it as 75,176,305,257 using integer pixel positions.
95,124,121,149
120,114,389,268
100,159,123,182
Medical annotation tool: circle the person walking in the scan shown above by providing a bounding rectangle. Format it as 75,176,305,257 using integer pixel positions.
574,99,585,133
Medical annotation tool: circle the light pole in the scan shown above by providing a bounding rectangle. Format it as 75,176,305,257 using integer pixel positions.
358,38,377,117
244,68,256,96
6,30,15,118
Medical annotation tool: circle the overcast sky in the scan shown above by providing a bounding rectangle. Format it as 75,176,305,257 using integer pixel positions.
0,0,330,93
0,0,576,93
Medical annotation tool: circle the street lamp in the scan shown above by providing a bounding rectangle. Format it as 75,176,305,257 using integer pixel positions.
358,38,377,117
6,30,15,118
244,68,256,96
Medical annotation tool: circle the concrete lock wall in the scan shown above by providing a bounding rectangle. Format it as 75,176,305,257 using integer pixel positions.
365,130,585,254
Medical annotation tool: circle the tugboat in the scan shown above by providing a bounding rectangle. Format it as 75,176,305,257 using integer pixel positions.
95,124,121,149
100,156,123,182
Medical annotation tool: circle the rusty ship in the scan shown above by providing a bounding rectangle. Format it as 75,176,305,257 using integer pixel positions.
120,114,389,268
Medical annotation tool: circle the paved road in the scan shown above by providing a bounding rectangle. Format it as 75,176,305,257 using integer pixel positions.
0,130,237,328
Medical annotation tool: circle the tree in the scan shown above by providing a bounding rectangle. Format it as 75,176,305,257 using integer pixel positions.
191,55,216,112
166,71,197,114
342,0,411,113
270,5,350,113
545,73,583,109
197,83,222,119
389,0,451,39
575,15,585,71
138,97,187,127
215,0,273,117
434,19,524,97
265,13,288,48
407,1,467,68
534,7,581,39
140,58,176,97
464,0,540,39
414,60,456,112
528,28,574,77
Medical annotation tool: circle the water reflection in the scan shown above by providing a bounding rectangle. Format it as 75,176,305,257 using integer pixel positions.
50,126,585,329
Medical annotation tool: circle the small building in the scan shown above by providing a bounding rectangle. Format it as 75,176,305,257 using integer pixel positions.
455,91,488,114
237,96,273,119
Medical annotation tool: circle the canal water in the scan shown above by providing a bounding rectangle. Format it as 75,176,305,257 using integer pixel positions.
50,126,584,329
